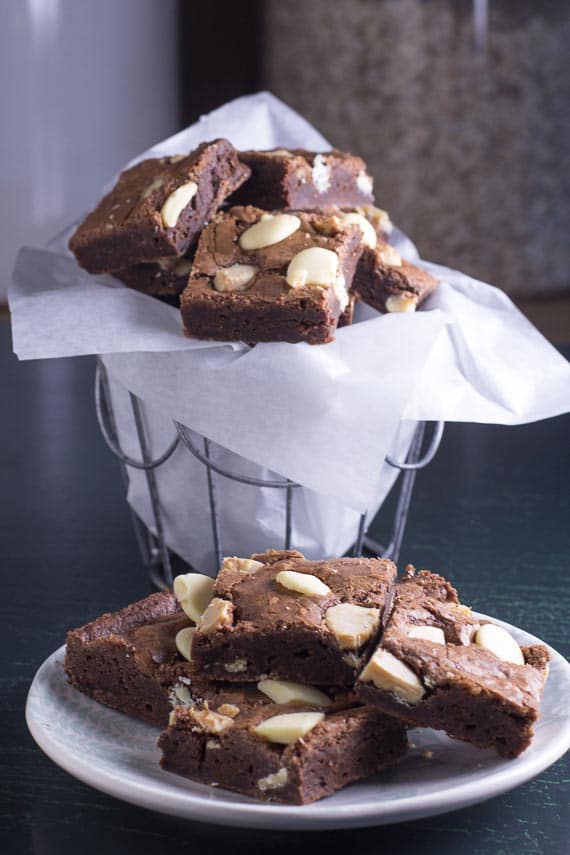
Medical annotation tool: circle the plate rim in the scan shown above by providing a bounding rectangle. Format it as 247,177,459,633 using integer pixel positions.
26,613,570,830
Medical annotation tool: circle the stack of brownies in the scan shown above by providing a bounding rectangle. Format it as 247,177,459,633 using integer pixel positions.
65,550,550,805
69,139,438,345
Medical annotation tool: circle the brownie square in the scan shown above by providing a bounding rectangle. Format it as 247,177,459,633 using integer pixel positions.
188,549,397,685
158,684,408,804
69,139,250,274
180,206,364,345
64,592,196,726
356,567,550,757
231,148,375,211
353,242,439,313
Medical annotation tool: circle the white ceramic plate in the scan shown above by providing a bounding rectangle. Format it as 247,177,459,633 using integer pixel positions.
26,615,570,830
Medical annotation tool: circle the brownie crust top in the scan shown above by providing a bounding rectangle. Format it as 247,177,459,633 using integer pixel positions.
215,550,396,632
382,569,548,711
69,139,250,273
187,205,362,293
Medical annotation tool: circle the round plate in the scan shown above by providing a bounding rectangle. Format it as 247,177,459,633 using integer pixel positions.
26,616,570,830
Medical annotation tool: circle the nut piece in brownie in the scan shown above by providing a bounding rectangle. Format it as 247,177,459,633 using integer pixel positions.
64,591,200,726
183,549,396,685
352,241,439,314
158,680,408,804
179,206,364,345
69,139,250,274
356,567,550,757
114,255,193,298
231,148,375,211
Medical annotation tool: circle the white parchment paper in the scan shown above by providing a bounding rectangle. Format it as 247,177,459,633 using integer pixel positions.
9,92,570,570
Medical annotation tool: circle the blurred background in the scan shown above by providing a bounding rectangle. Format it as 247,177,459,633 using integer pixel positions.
1,0,569,339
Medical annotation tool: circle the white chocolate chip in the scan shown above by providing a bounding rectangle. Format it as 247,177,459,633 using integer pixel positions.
377,245,403,267
385,294,417,313
160,181,198,228
257,679,331,707
222,556,265,574
286,247,338,291
175,627,196,662
217,703,240,718
359,648,425,704
254,712,325,745
408,625,446,644
257,768,289,791
312,154,331,193
224,658,248,673
198,598,234,634
206,739,221,750
275,570,331,597
173,573,215,623
475,624,525,665
356,171,374,197
239,213,301,251
325,603,381,650
342,213,377,249
213,263,258,292
356,205,392,235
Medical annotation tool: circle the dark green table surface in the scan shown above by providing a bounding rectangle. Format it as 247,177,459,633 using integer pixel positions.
1,321,568,855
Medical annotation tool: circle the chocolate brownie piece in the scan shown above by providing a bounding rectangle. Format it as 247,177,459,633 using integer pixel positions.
356,567,550,757
158,684,408,804
180,206,364,345
64,592,196,726
353,242,439,313
69,139,250,274
186,550,396,685
114,255,193,297
231,148,375,211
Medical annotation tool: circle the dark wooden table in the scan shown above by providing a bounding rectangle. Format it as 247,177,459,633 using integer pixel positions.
1,321,568,855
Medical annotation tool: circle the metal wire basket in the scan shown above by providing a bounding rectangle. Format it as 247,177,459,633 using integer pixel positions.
95,357,444,590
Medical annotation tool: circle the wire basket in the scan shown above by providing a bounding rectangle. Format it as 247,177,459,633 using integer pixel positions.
95,357,444,590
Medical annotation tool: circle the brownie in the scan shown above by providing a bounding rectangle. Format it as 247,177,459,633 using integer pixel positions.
113,255,193,297
69,139,250,274
158,683,408,804
356,567,550,757
231,148,375,211
353,241,439,313
180,206,364,345
64,592,196,726
187,549,397,685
